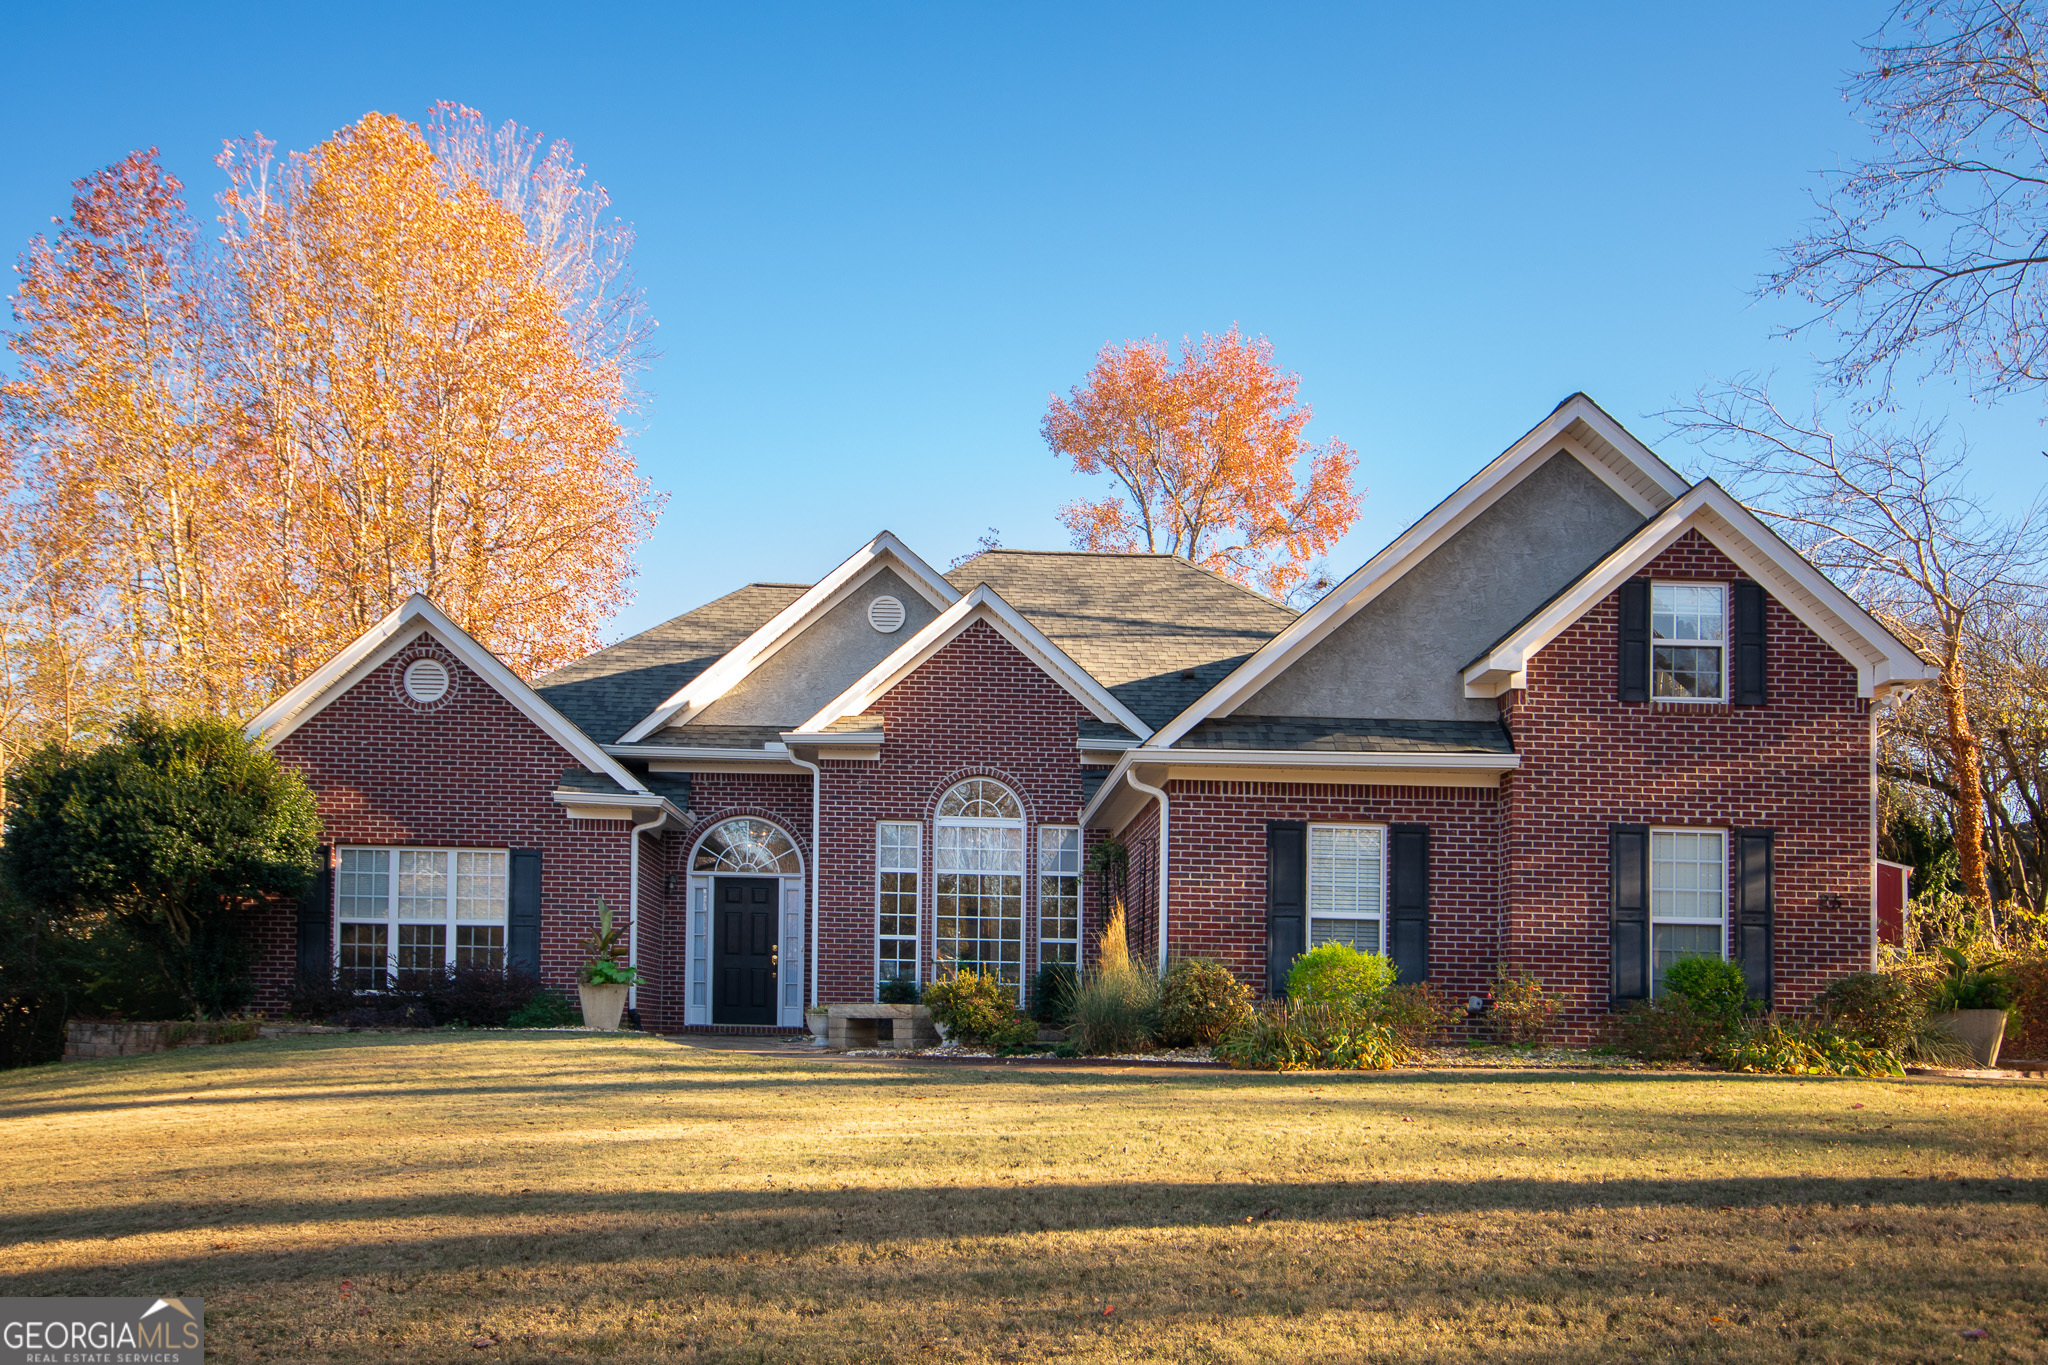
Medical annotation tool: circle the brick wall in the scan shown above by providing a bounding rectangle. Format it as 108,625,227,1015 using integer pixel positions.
263,631,637,1015
1501,530,1874,1039
811,619,1095,1004
1162,780,1501,1010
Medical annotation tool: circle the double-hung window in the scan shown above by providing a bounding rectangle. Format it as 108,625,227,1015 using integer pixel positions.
1651,582,1726,700
335,847,508,987
1038,827,1081,971
1307,825,1386,953
876,822,921,991
1649,829,1726,995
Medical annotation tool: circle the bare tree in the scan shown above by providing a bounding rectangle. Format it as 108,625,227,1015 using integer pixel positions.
1771,1,2048,401
1667,378,2047,909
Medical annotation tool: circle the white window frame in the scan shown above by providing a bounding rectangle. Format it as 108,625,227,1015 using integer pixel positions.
1648,826,1728,996
876,821,922,992
333,846,509,984
933,779,1027,1002
1306,824,1388,955
1650,581,1728,703
1037,826,1082,974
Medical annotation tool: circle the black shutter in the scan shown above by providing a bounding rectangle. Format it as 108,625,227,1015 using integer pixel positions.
1734,829,1774,1006
1609,824,1650,1004
1388,824,1430,982
1265,821,1306,998
1618,579,1650,703
508,848,543,975
296,845,332,979
1733,580,1767,706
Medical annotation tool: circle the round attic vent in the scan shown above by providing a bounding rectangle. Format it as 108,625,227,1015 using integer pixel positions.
403,658,451,704
867,595,906,634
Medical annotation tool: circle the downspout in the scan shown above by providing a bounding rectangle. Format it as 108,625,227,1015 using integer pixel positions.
790,753,823,1008
627,805,671,1016
1124,767,1171,974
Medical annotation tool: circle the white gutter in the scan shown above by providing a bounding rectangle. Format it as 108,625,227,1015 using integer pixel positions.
1124,768,1171,974
789,752,823,1009
626,806,671,1017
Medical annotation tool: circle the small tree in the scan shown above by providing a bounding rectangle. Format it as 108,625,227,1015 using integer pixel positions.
1,712,321,1017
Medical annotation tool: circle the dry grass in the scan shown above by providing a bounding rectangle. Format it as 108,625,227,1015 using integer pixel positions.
1,1033,2045,1363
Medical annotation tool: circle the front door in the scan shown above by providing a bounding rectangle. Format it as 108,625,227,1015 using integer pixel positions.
714,877,779,1025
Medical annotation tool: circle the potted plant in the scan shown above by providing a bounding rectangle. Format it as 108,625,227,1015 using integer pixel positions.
804,1002,830,1045
576,899,640,1031
1929,947,2014,1067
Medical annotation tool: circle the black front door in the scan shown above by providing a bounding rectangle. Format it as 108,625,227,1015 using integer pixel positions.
714,877,779,1025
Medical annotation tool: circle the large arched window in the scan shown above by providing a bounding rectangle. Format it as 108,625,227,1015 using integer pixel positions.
691,818,803,875
934,779,1025,1000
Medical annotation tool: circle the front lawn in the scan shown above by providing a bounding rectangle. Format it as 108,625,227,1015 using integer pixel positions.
1,1034,2042,1362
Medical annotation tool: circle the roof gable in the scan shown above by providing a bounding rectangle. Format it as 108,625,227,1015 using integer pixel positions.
1149,393,1691,746
1461,480,1939,699
245,596,650,793
534,582,808,744
616,532,959,743
797,584,1153,737
946,549,1296,728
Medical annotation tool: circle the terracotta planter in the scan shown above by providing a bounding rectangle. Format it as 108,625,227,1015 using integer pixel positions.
1933,1009,2007,1068
578,982,630,1032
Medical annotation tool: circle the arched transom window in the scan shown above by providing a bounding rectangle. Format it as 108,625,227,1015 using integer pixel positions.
934,778,1025,999
692,818,802,875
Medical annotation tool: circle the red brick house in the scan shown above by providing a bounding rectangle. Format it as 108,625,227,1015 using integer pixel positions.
244,395,1934,1037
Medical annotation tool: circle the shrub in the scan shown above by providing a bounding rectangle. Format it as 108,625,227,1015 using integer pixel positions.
1614,995,1726,1063
1215,1000,1406,1072
1156,958,1252,1046
415,966,544,1028
1378,981,1462,1049
878,977,920,1005
1708,1015,1904,1077
923,969,1027,1046
1069,964,1159,1054
1028,962,1075,1024
1286,943,1397,1009
2006,949,2048,1058
288,966,549,1028
1489,966,1563,1044
1662,956,1750,1028
506,988,578,1029
1816,971,1923,1053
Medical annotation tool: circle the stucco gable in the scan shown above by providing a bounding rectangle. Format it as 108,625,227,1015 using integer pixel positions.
1239,450,1645,722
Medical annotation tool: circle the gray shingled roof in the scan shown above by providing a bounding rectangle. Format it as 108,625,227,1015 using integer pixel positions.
534,584,808,744
1178,716,1515,755
648,724,788,750
946,550,1296,729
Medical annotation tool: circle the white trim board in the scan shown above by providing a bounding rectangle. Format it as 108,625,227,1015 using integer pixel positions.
1149,394,1690,747
796,584,1154,738
1460,480,1940,700
244,595,651,794
1078,746,1521,831
618,532,960,743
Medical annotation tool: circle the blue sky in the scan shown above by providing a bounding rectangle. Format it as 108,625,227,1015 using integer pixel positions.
5,2,2041,637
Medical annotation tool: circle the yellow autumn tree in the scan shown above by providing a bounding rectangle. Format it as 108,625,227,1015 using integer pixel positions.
1,111,663,759
0,151,239,752
215,113,662,687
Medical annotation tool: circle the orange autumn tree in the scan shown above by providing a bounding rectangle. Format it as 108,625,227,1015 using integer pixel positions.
1041,327,1360,601
215,113,662,685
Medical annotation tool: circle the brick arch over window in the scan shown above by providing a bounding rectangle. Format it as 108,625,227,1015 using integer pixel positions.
921,765,1040,825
